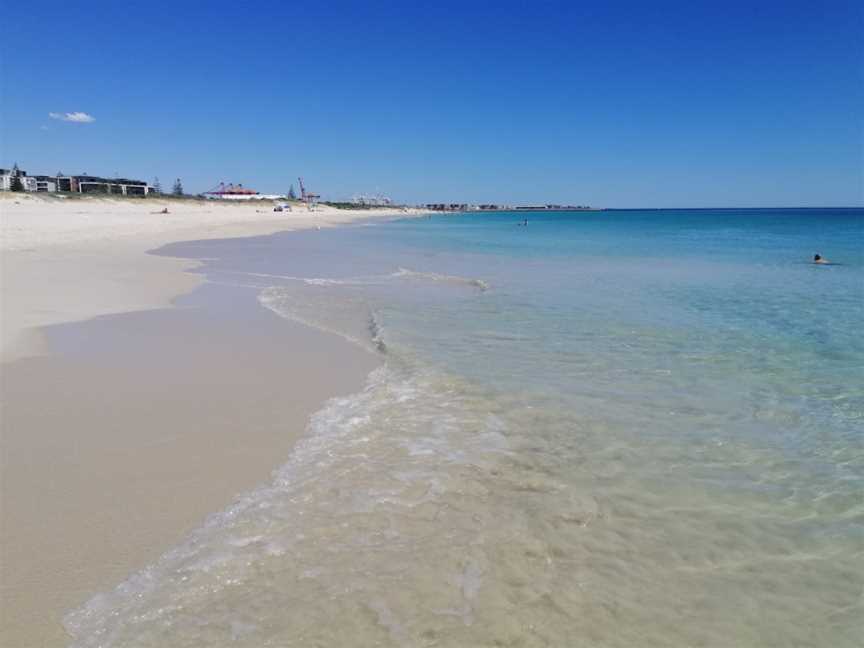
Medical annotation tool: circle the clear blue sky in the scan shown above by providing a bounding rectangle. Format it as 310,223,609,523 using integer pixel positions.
1,0,861,206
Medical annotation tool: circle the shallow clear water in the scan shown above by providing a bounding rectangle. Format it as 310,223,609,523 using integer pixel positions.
67,209,864,646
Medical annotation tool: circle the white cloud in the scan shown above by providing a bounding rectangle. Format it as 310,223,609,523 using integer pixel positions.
48,111,95,123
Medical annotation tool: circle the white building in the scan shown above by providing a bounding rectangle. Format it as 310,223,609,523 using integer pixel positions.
34,177,57,192
0,167,36,192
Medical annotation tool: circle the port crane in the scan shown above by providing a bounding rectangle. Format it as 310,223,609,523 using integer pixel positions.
297,177,320,205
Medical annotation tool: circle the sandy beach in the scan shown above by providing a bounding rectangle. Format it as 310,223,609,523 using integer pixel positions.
0,195,416,646
4,197,862,646
4,3,860,643
1,194,420,361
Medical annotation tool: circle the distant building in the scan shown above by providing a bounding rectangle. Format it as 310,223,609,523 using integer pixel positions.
424,203,468,211
32,176,57,192
351,193,392,206
0,167,36,192
1,169,152,194
55,175,152,195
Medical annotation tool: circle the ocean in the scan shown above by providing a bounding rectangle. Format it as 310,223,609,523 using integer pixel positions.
66,208,863,646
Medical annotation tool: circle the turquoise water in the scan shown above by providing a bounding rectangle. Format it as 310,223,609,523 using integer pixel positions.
68,209,863,646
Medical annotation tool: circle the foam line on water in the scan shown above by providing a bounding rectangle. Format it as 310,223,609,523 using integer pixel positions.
258,285,381,354
392,267,490,292
225,269,490,293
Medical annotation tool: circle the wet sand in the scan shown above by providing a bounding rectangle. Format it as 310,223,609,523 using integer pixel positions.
0,196,417,644
0,282,378,646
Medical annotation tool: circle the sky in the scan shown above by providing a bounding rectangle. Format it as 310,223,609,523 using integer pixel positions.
1,0,862,207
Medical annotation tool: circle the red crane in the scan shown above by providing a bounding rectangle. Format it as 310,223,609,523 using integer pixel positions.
297,177,320,205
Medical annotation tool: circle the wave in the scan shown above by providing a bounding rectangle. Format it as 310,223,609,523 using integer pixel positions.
61,366,399,644
258,285,381,354
61,364,533,646
63,269,862,646
234,271,383,287
392,267,490,292
255,267,488,356
232,269,489,293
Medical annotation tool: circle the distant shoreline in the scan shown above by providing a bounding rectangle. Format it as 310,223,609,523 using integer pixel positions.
432,206,862,213
601,206,864,211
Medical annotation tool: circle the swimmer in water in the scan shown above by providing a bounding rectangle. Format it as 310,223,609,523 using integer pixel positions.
813,253,829,264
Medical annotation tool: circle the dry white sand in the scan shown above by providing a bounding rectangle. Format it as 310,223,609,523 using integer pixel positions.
1,193,422,361
0,194,419,646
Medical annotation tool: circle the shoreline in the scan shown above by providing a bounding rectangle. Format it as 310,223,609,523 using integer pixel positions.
0,196,413,646
0,193,424,362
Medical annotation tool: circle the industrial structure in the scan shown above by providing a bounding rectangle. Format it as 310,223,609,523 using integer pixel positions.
203,181,286,201
351,192,392,207
297,177,320,206
203,182,260,199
